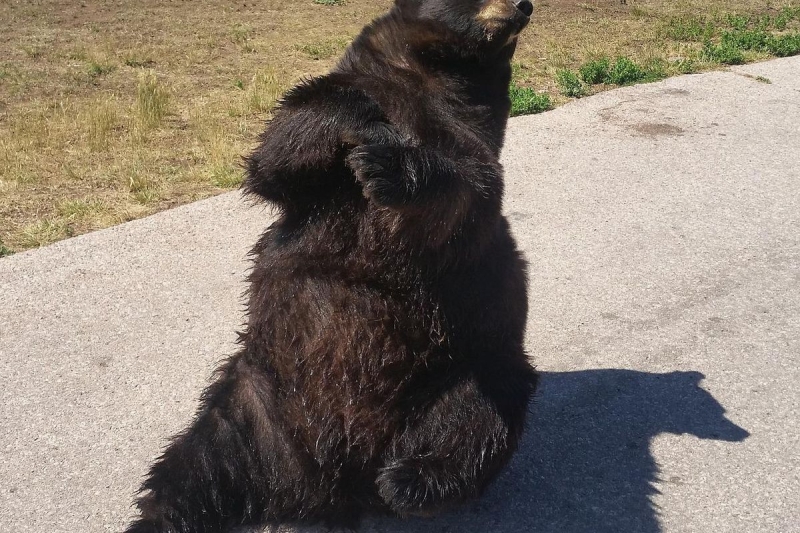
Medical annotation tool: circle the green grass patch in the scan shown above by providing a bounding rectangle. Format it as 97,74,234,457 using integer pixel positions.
135,72,170,130
768,33,800,56
295,38,349,60
509,84,551,116
555,69,586,97
665,16,714,42
211,164,243,188
123,54,155,68
668,8,800,67
606,56,647,85
579,56,610,85
87,61,115,78
577,56,667,87
702,40,745,64
19,219,74,248
0,241,14,257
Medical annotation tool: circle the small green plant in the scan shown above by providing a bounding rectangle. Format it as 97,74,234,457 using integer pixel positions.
579,57,610,85
85,97,119,150
641,57,669,82
725,14,750,31
665,16,713,42
128,174,160,205
511,62,530,83
211,164,243,188
722,29,771,52
773,6,800,30
555,69,586,97
509,84,551,117
295,38,348,60
87,61,115,78
135,72,170,129
57,198,108,218
231,24,256,53
123,54,155,68
246,69,282,114
20,219,73,248
606,56,646,85
766,33,800,57
702,40,745,65
0,241,13,257
755,76,772,84
673,57,697,74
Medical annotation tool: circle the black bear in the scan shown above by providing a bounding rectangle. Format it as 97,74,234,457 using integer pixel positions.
125,0,536,531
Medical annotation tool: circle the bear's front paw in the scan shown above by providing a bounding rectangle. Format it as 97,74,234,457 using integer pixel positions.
346,145,414,207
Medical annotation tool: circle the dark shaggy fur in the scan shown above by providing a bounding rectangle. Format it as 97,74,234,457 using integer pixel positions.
124,0,537,531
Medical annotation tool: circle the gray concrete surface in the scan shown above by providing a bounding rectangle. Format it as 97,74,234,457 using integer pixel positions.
1,56,799,533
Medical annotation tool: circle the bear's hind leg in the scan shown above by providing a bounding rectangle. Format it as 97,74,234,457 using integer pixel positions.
125,356,305,533
376,370,534,517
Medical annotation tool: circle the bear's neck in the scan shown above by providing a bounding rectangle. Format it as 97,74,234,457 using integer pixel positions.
335,9,514,143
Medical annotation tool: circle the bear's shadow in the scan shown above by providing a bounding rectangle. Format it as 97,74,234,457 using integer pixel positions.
259,369,748,533
365,369,750,533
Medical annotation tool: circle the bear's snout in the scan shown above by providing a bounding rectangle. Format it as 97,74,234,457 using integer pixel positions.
514,0,534,18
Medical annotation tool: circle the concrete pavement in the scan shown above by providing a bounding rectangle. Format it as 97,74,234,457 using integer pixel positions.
1,56,799,533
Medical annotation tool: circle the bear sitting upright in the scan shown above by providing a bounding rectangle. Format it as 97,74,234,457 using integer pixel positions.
125,0,537,531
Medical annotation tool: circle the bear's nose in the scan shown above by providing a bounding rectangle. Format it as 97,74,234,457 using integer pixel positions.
514,0,533,17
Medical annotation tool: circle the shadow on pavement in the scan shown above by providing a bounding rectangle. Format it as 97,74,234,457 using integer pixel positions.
357,369,750,533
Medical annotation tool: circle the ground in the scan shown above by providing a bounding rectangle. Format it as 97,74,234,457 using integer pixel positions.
1,0,798,253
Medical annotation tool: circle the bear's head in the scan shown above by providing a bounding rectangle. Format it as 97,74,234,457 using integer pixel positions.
398,0,533,53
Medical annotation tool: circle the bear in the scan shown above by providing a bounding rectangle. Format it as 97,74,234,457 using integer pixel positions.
124,0,537,531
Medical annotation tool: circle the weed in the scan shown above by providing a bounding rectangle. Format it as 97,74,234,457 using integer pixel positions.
135,72,170,130
641,57,669,81
87,61,115,78
665,16,714,41
57,198,108,218
21,44,43,59
767,33,800,57
606,56,646,85
246,69,282,115
123,54,155,68
68,48,88,61
725,13,750,31
755,76,772,84
556,69,586,97
773,6,800,30
722,29,771,52
128,174,160,205
0,241,13,257
84,97,120,150
511,62,531,83
579,56,610,84
509,84,551,116
20,219,73,248
211,164,243,188
673,57,697,74
702,40,745,65
231,24,256,53
295,38,349,60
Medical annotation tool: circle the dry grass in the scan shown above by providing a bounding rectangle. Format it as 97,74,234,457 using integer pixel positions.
0,0,797,253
